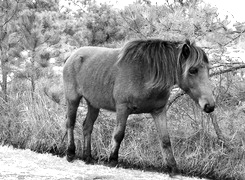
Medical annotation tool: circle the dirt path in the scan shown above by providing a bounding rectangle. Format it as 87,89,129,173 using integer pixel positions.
0,146,208,180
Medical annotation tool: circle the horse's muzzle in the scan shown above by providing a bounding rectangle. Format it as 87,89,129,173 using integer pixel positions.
203,103,215,113
198,96,215,113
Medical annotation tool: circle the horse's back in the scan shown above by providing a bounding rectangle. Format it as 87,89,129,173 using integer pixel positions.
63,46,120,110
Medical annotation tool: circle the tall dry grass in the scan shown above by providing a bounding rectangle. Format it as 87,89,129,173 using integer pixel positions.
0,75,245,180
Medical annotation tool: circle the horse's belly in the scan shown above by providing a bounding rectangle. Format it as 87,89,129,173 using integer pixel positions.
130,101,167,114
84,93,116,111
80,78,116,111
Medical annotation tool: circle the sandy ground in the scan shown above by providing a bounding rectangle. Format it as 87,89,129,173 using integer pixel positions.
0,146,208,180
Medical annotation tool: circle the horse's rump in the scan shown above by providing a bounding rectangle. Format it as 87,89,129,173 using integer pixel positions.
63,47,120,110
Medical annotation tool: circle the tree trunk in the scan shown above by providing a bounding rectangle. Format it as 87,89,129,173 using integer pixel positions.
30,49,36,100
0,46,8,102
31,72,35,100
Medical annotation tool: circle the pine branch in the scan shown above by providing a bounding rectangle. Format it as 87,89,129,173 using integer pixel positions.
120,12,147,38
0,0,20,28
223,29,245,46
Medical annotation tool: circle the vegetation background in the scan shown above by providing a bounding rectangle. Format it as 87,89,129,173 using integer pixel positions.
0,0,245,179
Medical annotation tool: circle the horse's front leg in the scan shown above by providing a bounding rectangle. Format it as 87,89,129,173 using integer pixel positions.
109,104,130,167
151,107,178,174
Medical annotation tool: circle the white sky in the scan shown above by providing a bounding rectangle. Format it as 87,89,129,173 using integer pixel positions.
96,0,244,23
204,0,244,23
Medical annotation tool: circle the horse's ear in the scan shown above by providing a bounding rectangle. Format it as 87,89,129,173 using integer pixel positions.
182,42,190,59
185,39,191,45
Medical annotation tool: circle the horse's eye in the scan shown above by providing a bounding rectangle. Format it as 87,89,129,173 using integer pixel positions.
189,67,198,75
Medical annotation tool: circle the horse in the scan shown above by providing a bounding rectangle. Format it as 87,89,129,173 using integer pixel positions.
63,39,215,173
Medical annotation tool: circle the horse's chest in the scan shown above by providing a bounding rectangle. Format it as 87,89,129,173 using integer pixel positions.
128,91,170,114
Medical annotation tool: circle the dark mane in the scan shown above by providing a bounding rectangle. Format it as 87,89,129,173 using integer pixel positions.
117,39,208,90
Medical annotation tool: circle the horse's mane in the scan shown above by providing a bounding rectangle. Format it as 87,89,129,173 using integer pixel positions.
117,39,208,90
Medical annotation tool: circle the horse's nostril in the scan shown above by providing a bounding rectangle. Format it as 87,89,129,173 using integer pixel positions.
204,103,215,113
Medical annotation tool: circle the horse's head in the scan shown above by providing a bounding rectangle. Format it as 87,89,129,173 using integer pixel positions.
177,40,215,113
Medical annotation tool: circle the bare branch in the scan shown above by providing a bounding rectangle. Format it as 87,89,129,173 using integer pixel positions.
210,64,245,77
208,113,232,149
167,90,185,109
68,0,86,13
211,62,244,69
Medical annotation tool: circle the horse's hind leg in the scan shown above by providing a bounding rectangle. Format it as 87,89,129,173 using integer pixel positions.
151,107,178,174
109,104,130,167
82,101,99,164
66,97,81,162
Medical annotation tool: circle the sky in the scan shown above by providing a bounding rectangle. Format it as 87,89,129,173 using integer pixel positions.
204,0,244,23
95,0,244,23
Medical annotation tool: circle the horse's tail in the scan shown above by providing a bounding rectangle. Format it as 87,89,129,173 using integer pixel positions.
43,86,62,104
43,51,73,105
43,78,65,105
63,52,72,64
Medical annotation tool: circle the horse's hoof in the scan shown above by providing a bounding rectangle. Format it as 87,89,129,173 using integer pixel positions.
66,154,75,162
67,145,76,162
167,165,179,177
84,156,96,165
108,160,118,167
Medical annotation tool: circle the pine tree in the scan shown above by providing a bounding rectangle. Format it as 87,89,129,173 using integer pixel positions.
0,0,21,102
17,0,60,99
